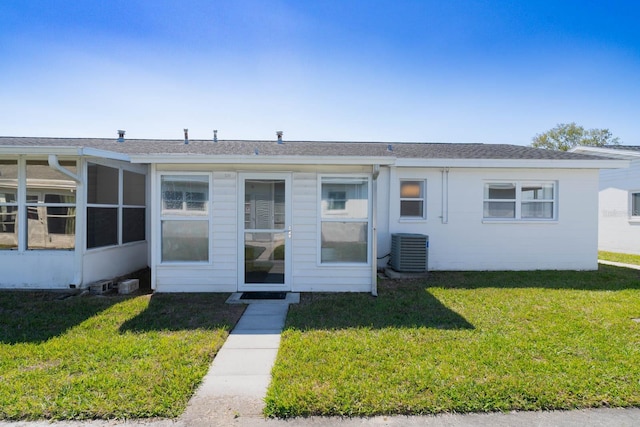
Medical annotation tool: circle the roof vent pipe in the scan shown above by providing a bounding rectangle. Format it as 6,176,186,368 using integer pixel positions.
184,128,189,144
117,130,125,143
387,144,393,152
213,129,218,142
276,130,283,144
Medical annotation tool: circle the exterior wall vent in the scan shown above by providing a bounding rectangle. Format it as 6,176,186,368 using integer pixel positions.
389,233,428,272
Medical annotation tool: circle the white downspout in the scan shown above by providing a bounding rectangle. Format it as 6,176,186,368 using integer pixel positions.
48,155,81,183
441,167,449,224
371,164,380,296
48,155,84,288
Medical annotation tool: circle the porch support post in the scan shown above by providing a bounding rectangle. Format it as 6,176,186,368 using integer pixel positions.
371,164,380,296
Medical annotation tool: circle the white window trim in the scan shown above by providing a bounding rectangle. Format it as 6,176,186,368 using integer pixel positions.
158,172,212,265
483,180,557,222
317,174,372,267
399,179,427,221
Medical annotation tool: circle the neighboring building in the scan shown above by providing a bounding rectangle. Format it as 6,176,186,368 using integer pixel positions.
0,135,627,293
572,145,640,255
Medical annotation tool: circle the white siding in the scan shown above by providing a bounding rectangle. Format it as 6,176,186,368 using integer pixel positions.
381,167,599,271
0,251,74,289
290,172,372,292
152,166,373,293
154,170,238,292
83,242,148,284
598,158,640,255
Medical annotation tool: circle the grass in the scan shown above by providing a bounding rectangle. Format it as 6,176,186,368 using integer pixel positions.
0,291,245,420
265,266,640,417
599,250,640,266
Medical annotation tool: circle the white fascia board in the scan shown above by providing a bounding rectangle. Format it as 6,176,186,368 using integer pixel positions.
80,147,131,162
0,146,82,156
571,146,640,159
128,154,396,165
394,158,630,169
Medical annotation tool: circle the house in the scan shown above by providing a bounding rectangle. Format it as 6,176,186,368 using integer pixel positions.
571,145,640,255
0,134,627,293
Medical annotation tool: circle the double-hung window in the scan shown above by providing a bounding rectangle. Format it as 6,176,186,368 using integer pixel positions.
400,180,426,219
160,174,209,262
320,177,369,264
484,181,556,220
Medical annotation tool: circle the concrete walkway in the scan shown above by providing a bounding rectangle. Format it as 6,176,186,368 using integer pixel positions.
180,299,292,426
598,259,640,270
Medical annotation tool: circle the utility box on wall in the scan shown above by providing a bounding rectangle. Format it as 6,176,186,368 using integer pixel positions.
389,233,428,272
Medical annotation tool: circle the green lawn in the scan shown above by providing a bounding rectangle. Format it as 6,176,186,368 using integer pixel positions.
0,291,244,420
599,251,640,266
266,266,640,417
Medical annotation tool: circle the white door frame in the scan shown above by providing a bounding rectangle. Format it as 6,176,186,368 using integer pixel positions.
237,172,292,291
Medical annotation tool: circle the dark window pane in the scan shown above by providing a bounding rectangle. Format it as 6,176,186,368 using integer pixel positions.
46,206,76,234
401,200,424,217
123,208,145,243
87,164,118,204
87,207,118,248
485,184,515,200
123,170,146,205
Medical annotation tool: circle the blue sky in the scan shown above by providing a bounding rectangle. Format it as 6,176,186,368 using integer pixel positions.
1,1,639,145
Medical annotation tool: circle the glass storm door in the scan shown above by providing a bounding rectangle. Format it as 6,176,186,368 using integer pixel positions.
239,174,291,291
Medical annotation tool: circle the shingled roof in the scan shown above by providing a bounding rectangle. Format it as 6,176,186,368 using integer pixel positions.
0,136,612,161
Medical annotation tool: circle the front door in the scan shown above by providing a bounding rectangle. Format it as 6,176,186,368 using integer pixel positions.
239,173,291,291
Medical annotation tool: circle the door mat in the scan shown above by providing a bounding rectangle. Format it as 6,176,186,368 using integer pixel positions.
240,291,287,300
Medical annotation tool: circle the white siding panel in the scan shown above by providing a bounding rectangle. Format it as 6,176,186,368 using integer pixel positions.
598,158,640,254
153,170,239,293
290,172,373,292
0,252,74,289
83,242,149,284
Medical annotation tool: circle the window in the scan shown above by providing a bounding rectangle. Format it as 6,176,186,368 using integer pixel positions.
26,160,76,250
484,181,556,220
0,160,18,250
320,177,369,264
632,192,640,217
161,175,209,262
87,163,146,249
400,180,426,218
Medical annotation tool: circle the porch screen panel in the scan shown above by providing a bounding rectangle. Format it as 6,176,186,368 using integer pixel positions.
123,170,146,243
320,177,369,264
0,160,18,250
87,163,118,249
160,175,209,263
26,160,76,250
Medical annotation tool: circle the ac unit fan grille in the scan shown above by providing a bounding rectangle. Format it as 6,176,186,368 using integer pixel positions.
390,233,428,272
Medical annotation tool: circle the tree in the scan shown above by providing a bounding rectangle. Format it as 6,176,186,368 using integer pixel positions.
531,122,621,151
